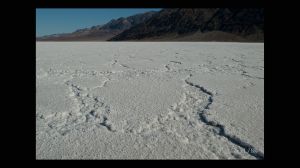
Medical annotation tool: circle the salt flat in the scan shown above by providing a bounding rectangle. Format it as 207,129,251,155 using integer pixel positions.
36,42,264,159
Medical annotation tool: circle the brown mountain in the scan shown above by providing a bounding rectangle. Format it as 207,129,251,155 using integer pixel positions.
109,8,264,42
36,11,157,41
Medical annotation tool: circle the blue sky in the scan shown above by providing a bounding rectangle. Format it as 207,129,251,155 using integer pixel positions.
36,8,161,37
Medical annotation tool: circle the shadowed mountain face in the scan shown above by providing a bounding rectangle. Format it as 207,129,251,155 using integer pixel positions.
37,8,264,42
109,8,264,42
36,11,157,41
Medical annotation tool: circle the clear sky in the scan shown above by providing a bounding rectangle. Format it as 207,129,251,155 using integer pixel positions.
36,8,161,37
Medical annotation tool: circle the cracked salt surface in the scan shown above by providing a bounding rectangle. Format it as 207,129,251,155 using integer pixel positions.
36,42,264,159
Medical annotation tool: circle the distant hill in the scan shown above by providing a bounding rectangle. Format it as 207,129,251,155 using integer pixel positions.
36,11,157,41
109,8,264,42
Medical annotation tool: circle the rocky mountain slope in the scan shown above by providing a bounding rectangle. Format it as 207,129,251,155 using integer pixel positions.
109,8,264,42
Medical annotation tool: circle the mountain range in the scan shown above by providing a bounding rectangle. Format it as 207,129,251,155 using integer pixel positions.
36,11,156,41
36,8,264,42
